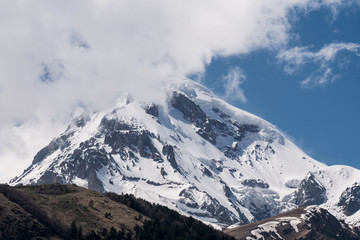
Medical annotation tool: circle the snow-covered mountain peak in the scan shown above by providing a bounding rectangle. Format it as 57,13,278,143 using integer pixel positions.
10,77,360,228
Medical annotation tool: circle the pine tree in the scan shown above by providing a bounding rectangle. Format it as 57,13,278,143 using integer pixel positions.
70,220,78,238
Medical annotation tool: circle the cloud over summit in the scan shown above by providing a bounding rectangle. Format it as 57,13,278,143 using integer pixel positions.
0,0,355,182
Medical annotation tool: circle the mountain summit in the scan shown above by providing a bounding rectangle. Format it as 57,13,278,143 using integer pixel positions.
11,77,360,228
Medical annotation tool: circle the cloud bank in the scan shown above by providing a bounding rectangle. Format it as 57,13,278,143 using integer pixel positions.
0,0,354,182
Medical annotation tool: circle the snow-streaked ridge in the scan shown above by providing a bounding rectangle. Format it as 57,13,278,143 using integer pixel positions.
10,77,360,228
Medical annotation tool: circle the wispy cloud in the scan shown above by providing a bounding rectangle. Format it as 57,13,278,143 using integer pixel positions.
222,67,247,103
277,42,360,88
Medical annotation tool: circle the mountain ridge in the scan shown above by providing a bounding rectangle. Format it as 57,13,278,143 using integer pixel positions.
0,184,233,240
10,77,360,228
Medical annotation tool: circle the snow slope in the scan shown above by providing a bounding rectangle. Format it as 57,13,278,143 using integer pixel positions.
10,76,360,228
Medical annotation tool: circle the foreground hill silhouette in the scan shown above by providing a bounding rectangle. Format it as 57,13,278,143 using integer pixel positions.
0,184,233,240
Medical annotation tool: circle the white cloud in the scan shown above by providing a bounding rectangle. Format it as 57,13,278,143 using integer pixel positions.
300,67,339,88
222,67,247,103
0,0,354,182
277,42,360,88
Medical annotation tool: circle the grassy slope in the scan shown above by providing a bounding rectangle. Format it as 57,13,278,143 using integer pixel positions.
0,184,233,240
0,192,59,240
16,184,144,234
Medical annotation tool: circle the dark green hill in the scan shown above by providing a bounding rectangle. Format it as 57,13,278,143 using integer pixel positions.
0,184,233,240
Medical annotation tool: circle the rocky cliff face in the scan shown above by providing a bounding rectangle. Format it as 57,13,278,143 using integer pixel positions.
225,206,360,240
293,172,326,207
338,182,360,216
10,77,360,228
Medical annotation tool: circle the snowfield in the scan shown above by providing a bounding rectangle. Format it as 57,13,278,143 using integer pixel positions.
11,77,360,228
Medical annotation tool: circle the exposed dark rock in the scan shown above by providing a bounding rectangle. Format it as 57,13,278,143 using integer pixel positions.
160,167,167,177
68,147,109,179
225,207,360,240
179,187,241,225
145,103,159,117
162,145,179,172
222,146,241,160
145,180,162,186
338,182,360,216
196,119,229,145
87,167,104,193
179,187,200,208
137,132,162,161
101,117,162,162
223,184,233,198
232,122,259,141
294,172,326,207
210,160,223,174
303,207,360,240
201,166,213,178
32,133,72,164
169,92,261,154
170,92,206,127
37,171,64,185
242,179,269,189
100,117,133,132
68,116,88,129
212,107,230,119
196,128,217,145
199,195,240,226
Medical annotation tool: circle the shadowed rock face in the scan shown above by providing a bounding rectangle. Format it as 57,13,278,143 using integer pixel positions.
32,133,72,165
32,116,89,165
170,92,260,147
338,182,360,216
294,172,326,207
37,171,64,185
302,207,360,240
170,91,207,127
35,146,109,192
178,186,245,226
162,145,179,172
101,117,162,161
242,179,269,189
145,103,159,117
225,206,360,240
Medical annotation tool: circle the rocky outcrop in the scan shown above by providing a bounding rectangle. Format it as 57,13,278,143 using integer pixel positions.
145,103,159,117
225,206,360,240
101,117,162,162
293,172,326,206
338,182,360,216
32,133,72,165
178,186,243,226
170,92,207,127
242,179,269,189
37,171,64,185
162,145,179,172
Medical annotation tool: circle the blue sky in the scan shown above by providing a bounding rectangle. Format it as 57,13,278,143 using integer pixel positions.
202,5,360,168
